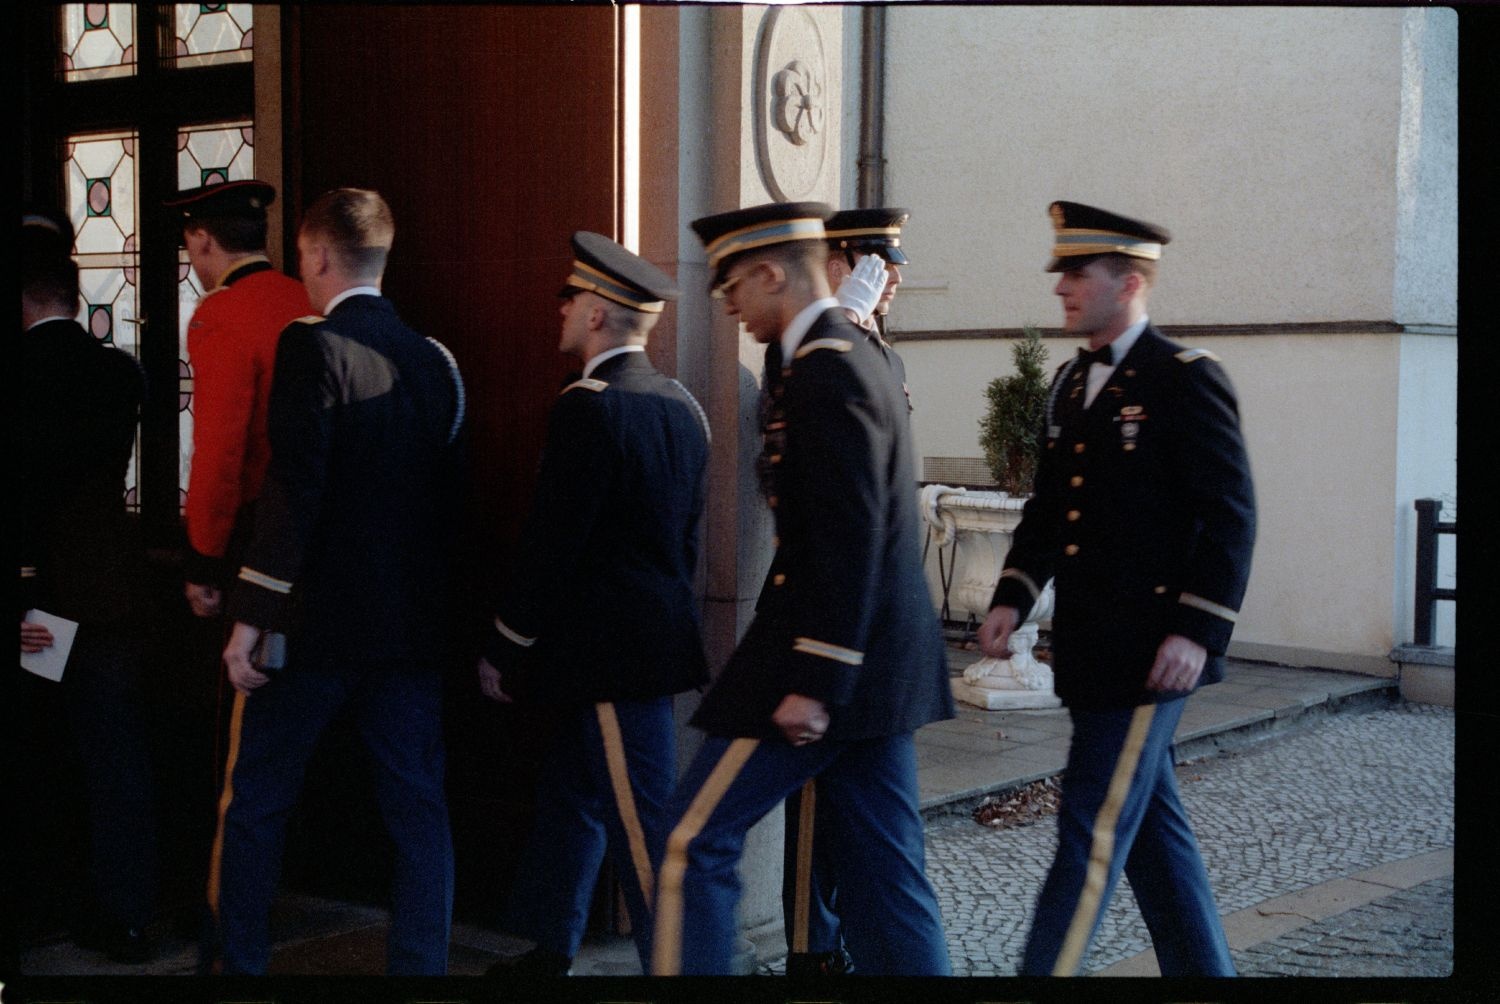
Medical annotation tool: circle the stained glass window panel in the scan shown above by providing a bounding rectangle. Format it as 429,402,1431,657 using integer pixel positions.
172,4,253,69
60,4,136,81
177,121,254,508
178,121,254,190
65,130,140,507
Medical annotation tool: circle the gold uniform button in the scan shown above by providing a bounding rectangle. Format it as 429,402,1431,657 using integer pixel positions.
1154,585,1167,594
772,536,781,548
1065,544,1080,556
768,496,778,508
1074,443,1086,454
773,574,786,586
1123,442,1137,451
1070,475,1084,487
770,454,782,464
1067,510,1081,522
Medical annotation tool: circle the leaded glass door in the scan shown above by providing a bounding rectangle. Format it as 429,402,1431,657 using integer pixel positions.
25,3,259,547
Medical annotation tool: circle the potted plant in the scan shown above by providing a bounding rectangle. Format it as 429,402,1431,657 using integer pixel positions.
978,324,1050,495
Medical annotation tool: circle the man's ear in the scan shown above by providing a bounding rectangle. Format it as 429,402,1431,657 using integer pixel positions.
586,301,607,331
1119,270,1143,300
826,254,849,286
763,260,788,291
303,240,331,277
184,226,212,255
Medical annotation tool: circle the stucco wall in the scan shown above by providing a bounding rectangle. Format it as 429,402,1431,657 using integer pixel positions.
882,6,1409,333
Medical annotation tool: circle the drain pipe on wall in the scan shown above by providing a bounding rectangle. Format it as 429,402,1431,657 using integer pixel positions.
857,4,886,209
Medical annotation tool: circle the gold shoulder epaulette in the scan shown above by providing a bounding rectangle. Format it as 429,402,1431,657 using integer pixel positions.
1175,348,1221,364
561,378,609,395
292,314,326,325
794,338,853,359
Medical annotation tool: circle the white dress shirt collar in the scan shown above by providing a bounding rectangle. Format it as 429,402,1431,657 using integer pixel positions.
1103,315,1149,364
780,296,841,362
324,285,383,314
583,343,645,379
1084,316,1150,408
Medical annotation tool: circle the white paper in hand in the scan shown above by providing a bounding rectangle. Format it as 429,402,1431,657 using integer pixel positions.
21,609,79,682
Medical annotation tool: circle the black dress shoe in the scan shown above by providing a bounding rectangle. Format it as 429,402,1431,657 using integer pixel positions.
486,947,573,976
785,946,854,976
72,922,157,965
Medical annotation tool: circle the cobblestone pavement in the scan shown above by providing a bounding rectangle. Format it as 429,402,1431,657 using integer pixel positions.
924,702,1454,976
1233,875,1453,977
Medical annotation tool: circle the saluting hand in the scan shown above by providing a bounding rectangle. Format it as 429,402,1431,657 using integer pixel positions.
977,605,1020,659
834,254,889,325
477,657,513,704
1146,633,1208,693
773,693,830,746
222,620,271,695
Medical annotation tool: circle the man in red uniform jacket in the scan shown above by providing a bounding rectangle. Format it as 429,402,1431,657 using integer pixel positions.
166,180,312,617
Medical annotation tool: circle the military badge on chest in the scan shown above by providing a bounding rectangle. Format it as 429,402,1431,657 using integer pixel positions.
1113,404,1148,451
757,368,790,501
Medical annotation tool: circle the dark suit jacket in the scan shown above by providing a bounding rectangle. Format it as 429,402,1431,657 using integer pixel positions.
18,319,144,627
484,350,711,703
227,294,465,667
989,325,1257,709
693,308,954,741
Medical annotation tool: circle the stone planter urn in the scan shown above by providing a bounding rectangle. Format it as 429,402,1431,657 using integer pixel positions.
918,485,1060,710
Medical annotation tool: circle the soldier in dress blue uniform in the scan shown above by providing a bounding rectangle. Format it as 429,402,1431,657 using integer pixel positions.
18,211,158,965
978,201,1256,976
477,232,710,976
779,205,916,977
652,203,953,977
211,189,466,975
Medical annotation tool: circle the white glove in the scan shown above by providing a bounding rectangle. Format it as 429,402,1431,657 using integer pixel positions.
834,254,889,323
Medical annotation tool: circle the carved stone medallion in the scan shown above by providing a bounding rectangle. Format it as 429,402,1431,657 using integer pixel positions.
755,7,830,202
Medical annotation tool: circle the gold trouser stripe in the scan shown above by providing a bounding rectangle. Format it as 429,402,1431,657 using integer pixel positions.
1052,703,1157,976
651,737,760,976
791,780,818,953
595,702,656,911
206,690,248,920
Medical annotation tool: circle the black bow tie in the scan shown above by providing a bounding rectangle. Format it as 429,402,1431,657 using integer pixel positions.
1078,344,1114,367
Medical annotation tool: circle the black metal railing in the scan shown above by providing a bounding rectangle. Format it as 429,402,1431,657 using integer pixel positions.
1413,498,1456,647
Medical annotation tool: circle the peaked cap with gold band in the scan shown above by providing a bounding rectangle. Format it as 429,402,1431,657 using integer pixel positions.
164,178,277,224
560,230,680,313
691,201,834,288
1045,200,1170,273
22,205,76,264
22,205,75,244
825,207,911,265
